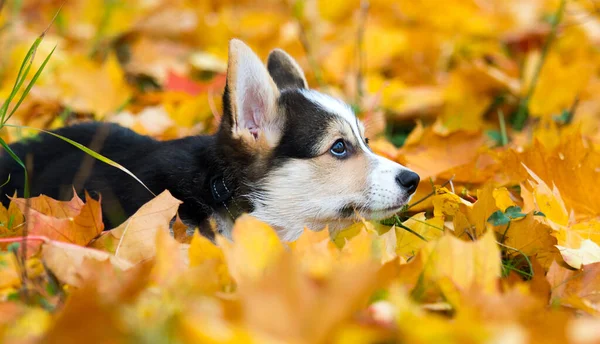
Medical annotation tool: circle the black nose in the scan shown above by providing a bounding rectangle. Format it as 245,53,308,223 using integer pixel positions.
396,171,420,194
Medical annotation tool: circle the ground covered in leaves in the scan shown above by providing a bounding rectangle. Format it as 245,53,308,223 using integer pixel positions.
1,0,600,343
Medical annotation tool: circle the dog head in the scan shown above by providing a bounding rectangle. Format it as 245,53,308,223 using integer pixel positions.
218,39,420,241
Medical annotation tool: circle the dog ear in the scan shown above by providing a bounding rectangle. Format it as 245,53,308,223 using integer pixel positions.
225,39,282,147
267,49,308,90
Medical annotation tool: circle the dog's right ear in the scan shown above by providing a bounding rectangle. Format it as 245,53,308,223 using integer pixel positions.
225,39,282,148
267,49,308,90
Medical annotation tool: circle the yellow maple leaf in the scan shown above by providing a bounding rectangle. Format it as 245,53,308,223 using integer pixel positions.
528,30,594,118
396,213,444,260
492,187,516,212
417,230,501,307
218,215,284,283
189,231,232,288
289,227,339,278
522,164,569,227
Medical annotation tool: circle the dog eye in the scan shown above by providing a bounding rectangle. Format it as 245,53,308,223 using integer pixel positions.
330,139,347,157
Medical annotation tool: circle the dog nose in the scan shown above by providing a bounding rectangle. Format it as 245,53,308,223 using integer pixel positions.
395,171,420,194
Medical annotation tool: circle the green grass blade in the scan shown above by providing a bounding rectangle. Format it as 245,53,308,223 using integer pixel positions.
4,124,156,197
396,222,428,242
5,45,56,123
0,174,10,188
0,37,41,121
0,137,29,198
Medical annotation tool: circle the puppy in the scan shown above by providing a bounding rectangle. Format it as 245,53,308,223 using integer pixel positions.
0,39,420,241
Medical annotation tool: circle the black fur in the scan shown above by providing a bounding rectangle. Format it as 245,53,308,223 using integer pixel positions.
0,121,242,237
267,50,307,90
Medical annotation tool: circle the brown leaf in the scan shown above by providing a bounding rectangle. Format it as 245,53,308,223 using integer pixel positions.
89,190,182,264
398,128,488,180
172,213,192,243
42,240,133,287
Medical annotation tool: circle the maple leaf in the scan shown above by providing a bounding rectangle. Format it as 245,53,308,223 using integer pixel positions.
399,127,489,180
556,240,600,270
547,261,600,316
90,190,182,264
0,195,24,235
11,192,104,246
218,215,284,284
407,230,501,307
42,239,133,288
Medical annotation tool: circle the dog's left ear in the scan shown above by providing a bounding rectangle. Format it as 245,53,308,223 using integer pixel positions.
226,39,282,147
267,49,308,90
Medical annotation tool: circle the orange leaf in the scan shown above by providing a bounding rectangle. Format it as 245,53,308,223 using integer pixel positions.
12,193,104,246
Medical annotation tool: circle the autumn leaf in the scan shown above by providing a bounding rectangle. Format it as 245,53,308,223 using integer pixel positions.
498,213,559,270
396,212,444,260
90,190,182,264
12,192,104,246
398,127,489,180
547,261,600,316
3,0,600,342
11,191,84,219
0,251,20,294
218,215,284,283
0,195,24,234
188,231,232,289
410,230,501,307
556,239,600,270
42,239,133,288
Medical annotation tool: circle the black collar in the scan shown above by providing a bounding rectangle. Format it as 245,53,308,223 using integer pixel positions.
209,174,244,221
210,174,233,203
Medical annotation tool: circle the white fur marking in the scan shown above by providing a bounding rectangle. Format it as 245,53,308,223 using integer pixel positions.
299,89,417,216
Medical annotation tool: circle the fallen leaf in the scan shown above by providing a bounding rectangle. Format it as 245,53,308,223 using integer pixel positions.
13,193,104,246
556,240,600,270
42,239,133,287
218,215,284,284
548,261,600,316
90,190,182,264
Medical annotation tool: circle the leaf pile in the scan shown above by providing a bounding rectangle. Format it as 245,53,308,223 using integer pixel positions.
2,0,600,343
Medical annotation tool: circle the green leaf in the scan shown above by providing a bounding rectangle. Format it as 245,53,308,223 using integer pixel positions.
553,109,571,124
486,130,502,146
505,205,526,220
487,210,511,226
533,210,546,217
7,292,20,301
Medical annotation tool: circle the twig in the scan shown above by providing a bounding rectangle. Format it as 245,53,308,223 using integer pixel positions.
513,0,566,130
20,154,32,302
498,109,508,146
0,235,48,244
